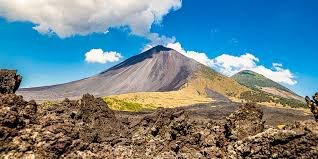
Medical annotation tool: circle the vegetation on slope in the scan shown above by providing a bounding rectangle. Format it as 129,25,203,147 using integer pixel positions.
240,91,306,108
232,70,292,92
189,66,250,98
232,70,305,108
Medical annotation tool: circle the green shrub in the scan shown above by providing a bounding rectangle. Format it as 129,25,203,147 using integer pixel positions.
240,91,306,108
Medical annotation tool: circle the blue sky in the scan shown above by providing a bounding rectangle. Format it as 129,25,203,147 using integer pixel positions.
0,0,317,96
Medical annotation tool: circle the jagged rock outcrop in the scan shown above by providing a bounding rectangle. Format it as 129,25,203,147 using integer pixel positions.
227,120,318,159
225,104,318,159
224,103,318,158
127,108,227,158
0,94,37,155
77,94,128,143
225,103,264,140
0,69,22,94
305,93,318,121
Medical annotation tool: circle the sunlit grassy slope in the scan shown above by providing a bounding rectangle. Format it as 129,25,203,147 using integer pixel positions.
103,65,307,111
104,97,157,112
103,65,249,110
105,88,213,109
187,66,250,98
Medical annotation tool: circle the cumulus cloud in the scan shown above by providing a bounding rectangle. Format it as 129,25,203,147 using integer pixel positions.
143,33,176,52
253,65,297,85
85,49,122,64
166,42,297,85
273,63,283,67
0,0,181,38
211,53,259,76
166,42,213,66
211,54,297,85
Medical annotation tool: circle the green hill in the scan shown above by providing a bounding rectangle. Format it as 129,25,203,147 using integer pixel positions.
232,70,305,108
232,70,292,93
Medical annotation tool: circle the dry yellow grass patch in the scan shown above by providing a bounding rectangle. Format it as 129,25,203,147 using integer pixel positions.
106,88,213,108
186,67,250,99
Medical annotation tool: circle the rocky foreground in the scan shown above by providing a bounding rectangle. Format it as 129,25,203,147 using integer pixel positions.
1,93,318,159
0,70,318,158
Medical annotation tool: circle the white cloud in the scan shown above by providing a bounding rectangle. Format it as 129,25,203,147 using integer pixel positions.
273,63,283,67
166,42,213,66
211,53,259,76
143,33,176,52
251,64,297,85
211,54,297,85
0,0,182,38
166,42,297,85
85,49,122,64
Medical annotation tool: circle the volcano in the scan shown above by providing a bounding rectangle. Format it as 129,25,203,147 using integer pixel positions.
18,46,206,101
17,45,304,109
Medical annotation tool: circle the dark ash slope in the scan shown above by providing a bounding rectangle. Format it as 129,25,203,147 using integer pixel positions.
17,46,202,101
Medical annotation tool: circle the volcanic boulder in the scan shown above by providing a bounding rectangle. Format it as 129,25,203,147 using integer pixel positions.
0,69,36,154
78,94,128,143
0,94,37,154
0,69,22,94
225,103,264,140
126,108,229,158
227,120,318,159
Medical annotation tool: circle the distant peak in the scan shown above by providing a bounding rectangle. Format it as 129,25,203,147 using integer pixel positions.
239,70,254,73
236,70,258,75
146,45,173,53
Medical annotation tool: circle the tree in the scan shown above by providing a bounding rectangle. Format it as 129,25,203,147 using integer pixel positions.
305,93,318,121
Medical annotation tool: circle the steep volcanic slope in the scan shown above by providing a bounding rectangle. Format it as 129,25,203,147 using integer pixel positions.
17,46,202,101
232,70,303,101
